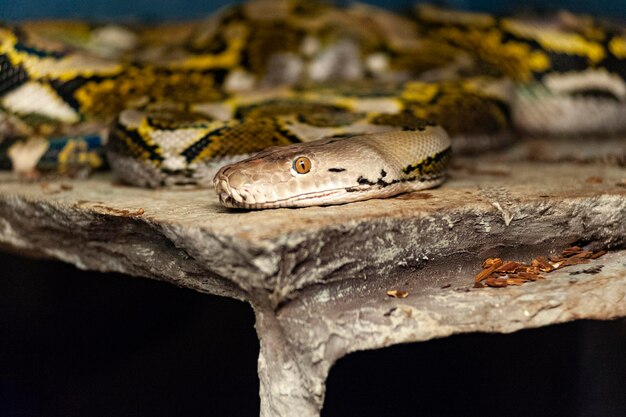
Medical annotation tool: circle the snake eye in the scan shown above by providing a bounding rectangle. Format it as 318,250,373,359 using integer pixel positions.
293,156,311,174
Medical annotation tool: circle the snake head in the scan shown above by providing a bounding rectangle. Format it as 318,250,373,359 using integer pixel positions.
213,137,365,209
213,128,450,209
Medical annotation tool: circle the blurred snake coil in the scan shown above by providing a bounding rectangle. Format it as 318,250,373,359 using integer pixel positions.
0,0,625,208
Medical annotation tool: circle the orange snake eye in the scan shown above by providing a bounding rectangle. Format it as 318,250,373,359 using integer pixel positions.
293,156,311,174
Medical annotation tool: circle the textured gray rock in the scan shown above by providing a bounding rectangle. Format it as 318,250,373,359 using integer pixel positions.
0,158,625,416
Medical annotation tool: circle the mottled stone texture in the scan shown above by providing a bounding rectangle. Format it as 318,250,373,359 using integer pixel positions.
0,158,625,416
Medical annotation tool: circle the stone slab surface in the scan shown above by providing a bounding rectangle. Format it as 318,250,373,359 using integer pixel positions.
0,156,625,416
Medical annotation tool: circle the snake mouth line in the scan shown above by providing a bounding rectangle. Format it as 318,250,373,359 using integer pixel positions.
215,170,448,209
217,185,353,209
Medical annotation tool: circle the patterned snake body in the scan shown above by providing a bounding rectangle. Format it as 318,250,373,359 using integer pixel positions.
0,1,625,208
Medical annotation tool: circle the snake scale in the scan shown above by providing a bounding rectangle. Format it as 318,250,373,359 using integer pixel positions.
1,0,625,209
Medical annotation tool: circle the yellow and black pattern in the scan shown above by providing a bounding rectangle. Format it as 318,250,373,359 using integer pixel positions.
414,4,625,83
398,78,511,136
0,0,625,184
402,146,452,178
108,97,366,179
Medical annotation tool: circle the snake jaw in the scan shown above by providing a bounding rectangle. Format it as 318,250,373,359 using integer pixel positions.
214,166,354,209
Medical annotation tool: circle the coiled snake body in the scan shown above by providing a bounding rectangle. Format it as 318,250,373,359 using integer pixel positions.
1,0,625,208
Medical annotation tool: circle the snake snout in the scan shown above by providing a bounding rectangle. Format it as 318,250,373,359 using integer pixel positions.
213,164,258,207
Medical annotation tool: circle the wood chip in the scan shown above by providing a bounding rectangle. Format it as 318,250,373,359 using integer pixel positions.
562,246,583,257
549,260,564,269
475,261,501,283
495,261,520,273
482,258,502,269
525,266,541,275
484,277,508,288
590,250,607,259
531,256,553,272
386,290,408,298
559,257,591,267
517,271,545,281
570,250,594,259
475,246,608,289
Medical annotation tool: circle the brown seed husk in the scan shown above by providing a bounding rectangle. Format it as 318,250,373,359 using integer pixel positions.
474,247,607,289
387,290,409,298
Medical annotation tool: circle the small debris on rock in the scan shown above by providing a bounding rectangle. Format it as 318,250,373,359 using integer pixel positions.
475,258,502,283
506,278,526,286
40,182,74,194
559,256,591,267
590,250,607,259
91,204,145,217
531,256,553,272
517,271,545,281
386,290,409,298
484,277,508,287
383,307,397,317
570,265,604,275
495,261,521,273
570,250,594,259
441,283,452,289
473,246,607,289
562,246,583,257
483,257,502,269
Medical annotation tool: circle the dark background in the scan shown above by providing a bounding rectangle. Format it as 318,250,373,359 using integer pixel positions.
0,0,625,21
1,251,625,417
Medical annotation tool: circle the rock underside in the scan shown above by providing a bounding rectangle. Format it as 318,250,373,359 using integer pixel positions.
0,142,625,417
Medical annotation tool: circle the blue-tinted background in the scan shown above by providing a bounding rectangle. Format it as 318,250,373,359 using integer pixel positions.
1,0,625,21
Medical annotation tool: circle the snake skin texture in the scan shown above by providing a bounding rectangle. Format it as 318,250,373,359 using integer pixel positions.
0,0,625,208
